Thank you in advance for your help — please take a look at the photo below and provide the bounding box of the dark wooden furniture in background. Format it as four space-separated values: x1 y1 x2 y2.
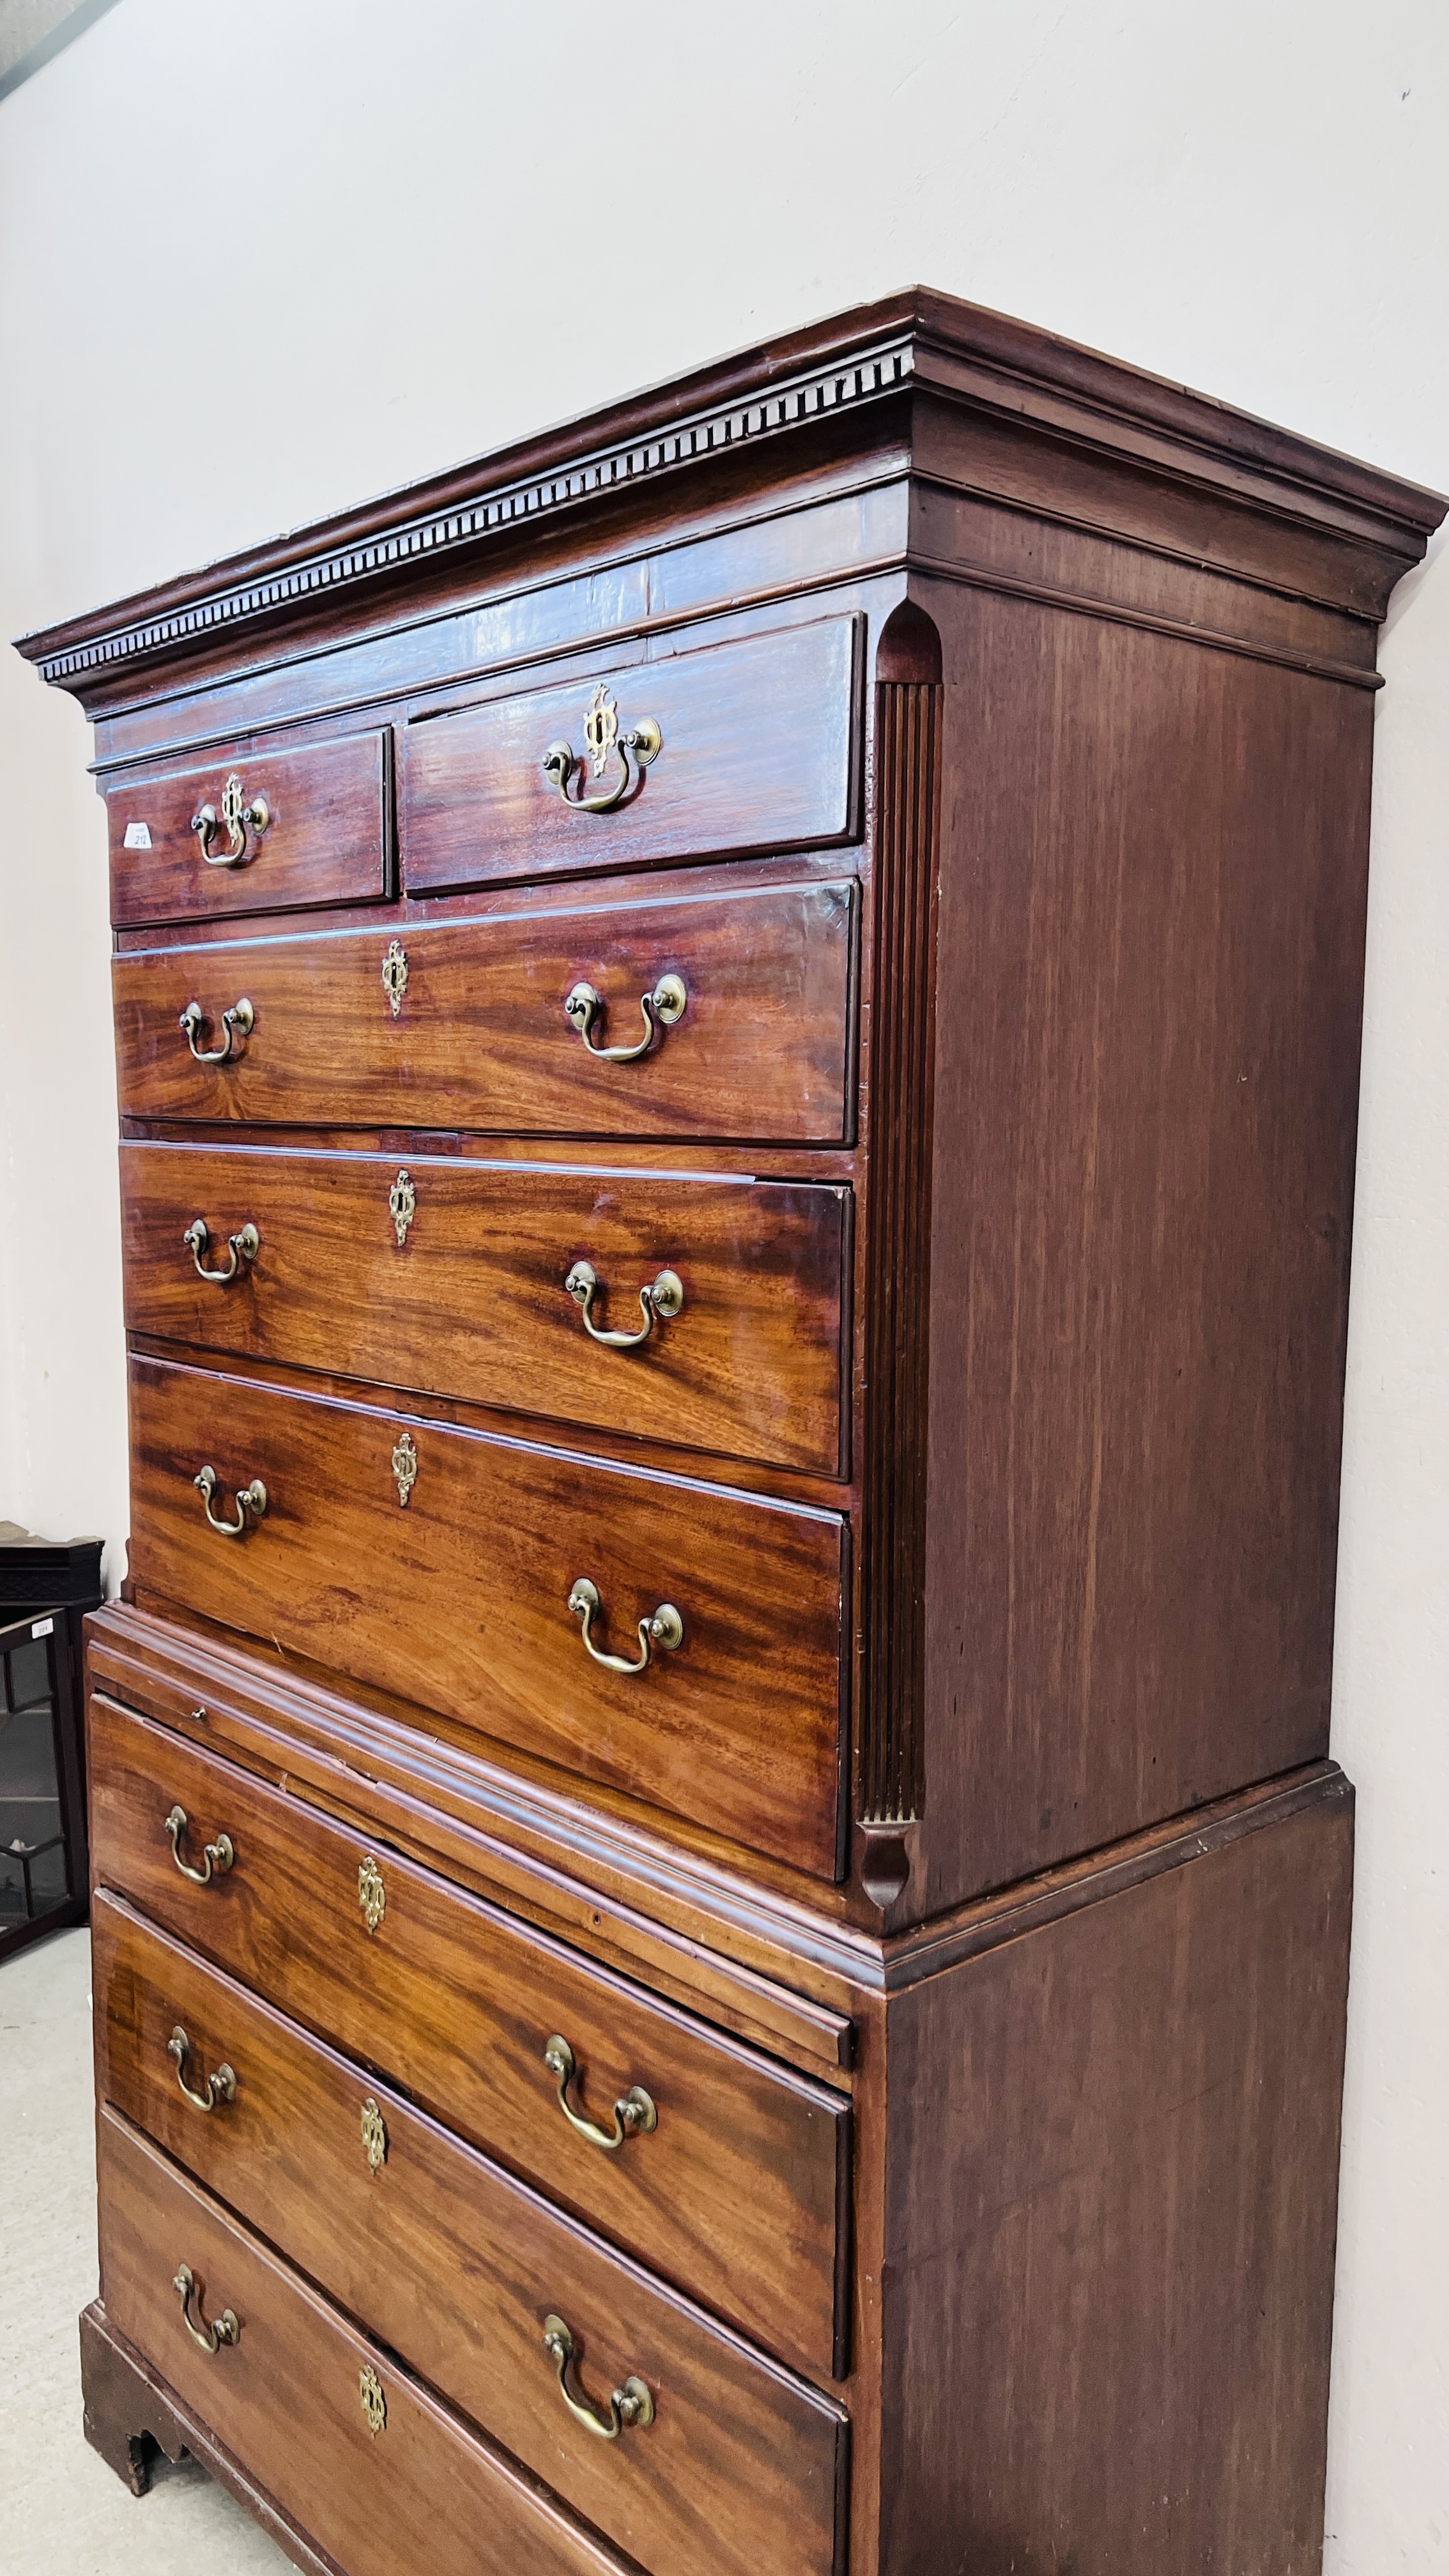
20 290 1445 2573
0 1525 103 1956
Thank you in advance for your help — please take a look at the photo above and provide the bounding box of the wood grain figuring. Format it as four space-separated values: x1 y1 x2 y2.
126 1353 848 1876
84 1601 861 2074
96 2113 645 2576
917 591 1377 1912
400 618 859 891
120 1142 848 1476
105 732 389 929
94 1896 848 2576
860 663 940 1834
879 1777 1354 2575
111 878 857 1142
88 1692 850 2378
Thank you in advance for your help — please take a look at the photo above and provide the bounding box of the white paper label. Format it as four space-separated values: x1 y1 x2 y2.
30 1616 54 1638
123 821 153 850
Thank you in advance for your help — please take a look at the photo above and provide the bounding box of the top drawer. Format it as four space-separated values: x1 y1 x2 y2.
105 731 390 928
400 618 859 894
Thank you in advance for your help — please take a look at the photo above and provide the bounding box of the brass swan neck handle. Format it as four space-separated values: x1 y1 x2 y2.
165 1804 234 1884
180 998 254 1064
565 1261 683 1349
541 686 661 815
173 2266 240 2355
184 1218 260 1284
191 773 270 865
562 972 686 1063
194 1464 268 1537
168 2026 237 2113
567 1577 682 1674
542 2034 657 2153
541 2315 654 2440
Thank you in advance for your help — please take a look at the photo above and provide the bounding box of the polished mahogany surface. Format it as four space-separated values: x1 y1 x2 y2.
26 289 1441 2573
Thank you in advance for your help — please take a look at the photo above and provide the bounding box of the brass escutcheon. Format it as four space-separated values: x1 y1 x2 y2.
360 2097 388 2174
391 1431 418 1508
381 938 409 1017
358 2364 387 2436
562 972 686 1064
542 2033 657 2154
542 684 662 815
541 2314 654 2440
358 1855 386 1935
388 1168 416 1246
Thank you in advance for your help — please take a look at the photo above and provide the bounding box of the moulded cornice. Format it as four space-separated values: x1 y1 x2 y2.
16 286 1446 702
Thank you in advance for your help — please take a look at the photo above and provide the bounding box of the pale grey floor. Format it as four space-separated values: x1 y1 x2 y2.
0 1924 289 2573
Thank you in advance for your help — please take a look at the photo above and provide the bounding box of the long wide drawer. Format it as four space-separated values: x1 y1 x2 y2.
88 1697 850 2377
121 1142 848 1475
95 1894 847 2576
105 730 390 928
97 2111 640 2576
112 878 857 1140
126 1353 848 1875
400 618 859 891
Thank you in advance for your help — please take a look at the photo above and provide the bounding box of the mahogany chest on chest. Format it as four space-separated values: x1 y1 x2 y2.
22 291 1444 2575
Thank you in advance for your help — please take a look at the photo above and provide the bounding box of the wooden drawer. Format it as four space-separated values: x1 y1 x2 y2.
94 1895 848 2576
121 1141 848 1476
112 878 857 1140
105 732 390 928
88 1698 850 2377
126 1353 848 1876
98 2111 644 2576
400 618 859 891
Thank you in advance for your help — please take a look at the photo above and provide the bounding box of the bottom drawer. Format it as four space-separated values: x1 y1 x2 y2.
98 2110 634 2576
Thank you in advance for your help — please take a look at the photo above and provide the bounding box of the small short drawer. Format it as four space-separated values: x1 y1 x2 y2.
105 730 389 928
95 1896 848 2576
112 877 857 1142
400 618 859 893
121 1141 849 1475
98 2111 645 2576
126 1353 848 1877
88 1699 851 2379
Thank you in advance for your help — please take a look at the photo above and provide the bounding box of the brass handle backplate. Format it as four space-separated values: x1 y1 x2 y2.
194 1465 268 1537
191 773 270 866
184 1218 260 1284
542 683 661 815
563 972 686 1063
542 2314 654 2439
165 1804 234 1885
568 1577 682 1674
543 2034 657 2153
179 998 254 1064
173 2264 239 2355
168 2025 237 2113
565 1261 683 1349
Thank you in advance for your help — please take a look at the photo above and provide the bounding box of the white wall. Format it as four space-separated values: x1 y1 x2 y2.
1 3 1444 2562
